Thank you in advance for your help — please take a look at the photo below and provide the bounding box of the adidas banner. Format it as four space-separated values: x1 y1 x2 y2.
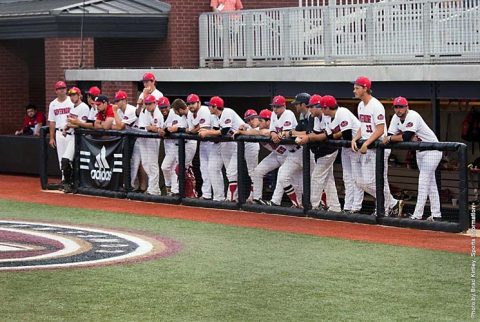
79 136 124 190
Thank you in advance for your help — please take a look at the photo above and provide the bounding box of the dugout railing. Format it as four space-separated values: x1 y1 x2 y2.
39 127 469 233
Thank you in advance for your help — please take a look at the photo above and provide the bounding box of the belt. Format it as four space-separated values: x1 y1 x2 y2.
139 127 146 130
289 145 301 153
56 128 72 135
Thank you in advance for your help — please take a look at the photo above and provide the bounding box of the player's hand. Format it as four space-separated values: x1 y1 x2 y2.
158 128 165 137
382 136 390 145
271 132 281 144
15 130 21 135
198 129 208 138
351 140 358 152
137 98 143 106
112 104 119 112
295 135 309 145
359 142 368 154
49 138 56 148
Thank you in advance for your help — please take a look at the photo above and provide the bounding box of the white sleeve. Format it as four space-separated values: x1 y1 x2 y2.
313 117 322 132
281 111 296 131
372 103 386 126
79 104 90 122
122 107 137 125
405 112 420 133
269 114 276 132
47 102 55 122
388 115 400 135
198 107 212 129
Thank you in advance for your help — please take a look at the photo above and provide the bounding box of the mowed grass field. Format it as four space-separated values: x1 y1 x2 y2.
0 199 472 321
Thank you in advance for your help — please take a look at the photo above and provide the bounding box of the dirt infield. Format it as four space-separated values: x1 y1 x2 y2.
0 174 473 254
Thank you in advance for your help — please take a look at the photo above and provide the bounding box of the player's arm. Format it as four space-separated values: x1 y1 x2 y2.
112 106 126 130
351 128 362 152
198 128 221 138
360 123 384 151
101 117 114 130
48 121 56 148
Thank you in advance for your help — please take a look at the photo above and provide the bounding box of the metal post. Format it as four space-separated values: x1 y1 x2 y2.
123 133 132 191
302 145 311 211
73 131 81 192
237 140 247 205
199 14 207 68
375 145 385 218
365 6 374 58
458 144 469 231
223 15 231 68
282 10 291 66
323 3 333 63
246 12 254 67
39 126 48 190
178 137 186 198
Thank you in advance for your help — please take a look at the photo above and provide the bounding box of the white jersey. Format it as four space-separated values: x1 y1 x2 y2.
140 107 164 130
163 109 181 129
47 96 74 129
357 97 387 140
313 114 332 133
388 110 438 143
116 104 137 127
269 109 298 154
218 108 245 137
136 89 163 128
87 105 98 122
327 107 361 137
187 105 212 131
67 102 90 133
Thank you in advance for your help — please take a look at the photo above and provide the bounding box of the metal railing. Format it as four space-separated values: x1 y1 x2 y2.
199 0 480 67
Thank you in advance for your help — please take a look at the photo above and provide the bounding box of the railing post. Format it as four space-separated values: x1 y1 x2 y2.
199 14 207 68
223 14 231 68
375 145 385 218
178 137 186 199
237 140 247 205
39 126 48 190
458 144 469 231
246 12 254 67
365 5 374 59
73 131 81 192
324 5 333 64
123 133 132 192
302 145 311 212
282 10 291 66
423 0 433 61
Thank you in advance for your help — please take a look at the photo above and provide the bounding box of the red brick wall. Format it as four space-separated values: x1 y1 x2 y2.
44 37 94 109
0 41 29 134
101 81 139 104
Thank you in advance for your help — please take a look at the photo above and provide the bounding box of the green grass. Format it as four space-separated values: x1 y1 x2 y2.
0 199 472 321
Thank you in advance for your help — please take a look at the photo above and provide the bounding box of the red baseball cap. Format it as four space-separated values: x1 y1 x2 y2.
244 109 258 121
354 76 372 89
143 72 155 82
320 95 337 109
144 94 156 104
393 96 408 107
55 81 67 90
114 90 128 102
88 86 101 97
259 109 272 120
270 95 286 107
205 96 224 109
307 94 322 107
157 96 170 108
186 94 200 104
67 87 81 95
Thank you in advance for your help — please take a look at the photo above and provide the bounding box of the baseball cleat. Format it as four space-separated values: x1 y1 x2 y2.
409 214 423 220
388 200 404 217
426 215 441 222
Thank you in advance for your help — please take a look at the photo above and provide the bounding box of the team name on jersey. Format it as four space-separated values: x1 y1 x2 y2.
54 107 71 116
359 114 372 123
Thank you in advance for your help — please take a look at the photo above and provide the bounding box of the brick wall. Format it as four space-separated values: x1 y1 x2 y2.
44 37 94 109
0 41 29 135
101 81 139 104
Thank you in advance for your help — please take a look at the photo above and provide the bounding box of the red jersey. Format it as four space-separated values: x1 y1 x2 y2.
96 105 114 122
22 111 46 129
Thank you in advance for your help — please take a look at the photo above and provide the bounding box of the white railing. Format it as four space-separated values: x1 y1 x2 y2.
199 0 480 67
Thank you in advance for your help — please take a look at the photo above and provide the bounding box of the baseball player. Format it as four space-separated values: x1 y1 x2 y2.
383 96 442 221
298 95 363 212
93 95 115 130
170 98 198 197
268 95 303 208
351 76 402 216
15 104 46 136
137 94 163 195
158 97 179 195
238 109 260 200
68 86 101 130
131 72 163 192
186 94 213 199
60 87 90 192
111 90 137 130
199 96 245 201
47 81 74 182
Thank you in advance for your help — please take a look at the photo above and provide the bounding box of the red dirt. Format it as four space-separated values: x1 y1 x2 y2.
0 174 473 254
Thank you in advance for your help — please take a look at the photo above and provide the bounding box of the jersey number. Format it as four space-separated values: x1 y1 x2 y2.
366 125 373 133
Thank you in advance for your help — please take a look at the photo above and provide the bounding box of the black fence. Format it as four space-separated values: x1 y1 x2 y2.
39 127 470 233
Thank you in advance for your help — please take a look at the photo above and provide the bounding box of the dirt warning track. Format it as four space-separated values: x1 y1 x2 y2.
0 174 473 254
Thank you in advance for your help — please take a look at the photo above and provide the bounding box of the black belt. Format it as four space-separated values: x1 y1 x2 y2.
139 127 145 130
289 145 301 153
56 128 72 135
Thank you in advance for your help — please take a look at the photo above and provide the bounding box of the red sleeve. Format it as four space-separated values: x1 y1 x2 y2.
106 105 115 118
96 112 104 121
36 112 46 125
22 116 30 128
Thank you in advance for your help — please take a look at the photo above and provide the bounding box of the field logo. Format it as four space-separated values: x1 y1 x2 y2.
0 220 181 271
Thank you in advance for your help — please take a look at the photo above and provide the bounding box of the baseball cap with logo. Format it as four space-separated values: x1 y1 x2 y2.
142 72 155 82
205 96 224 109
320 95 337 109
291 93 311 105
270 95 286 107
67 87 81 95
354 76 372 89
393 96 408 107
244 109 258 121
55 81 67 90
157 96 170 108
307 94 322 107
144 94 156 104
88 86 101 97
186 94 200 104
114 90 128 102
94 95 109 105
259 109 272 120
